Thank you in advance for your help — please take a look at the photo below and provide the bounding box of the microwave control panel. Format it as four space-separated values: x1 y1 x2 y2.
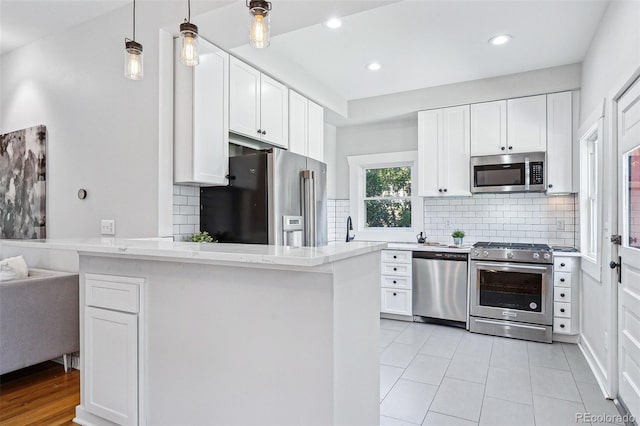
530 162 544 184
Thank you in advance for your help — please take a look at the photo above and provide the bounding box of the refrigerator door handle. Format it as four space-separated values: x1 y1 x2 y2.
302 170 316 246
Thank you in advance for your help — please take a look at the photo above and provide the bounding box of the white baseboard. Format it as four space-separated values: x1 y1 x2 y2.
579 333 612 398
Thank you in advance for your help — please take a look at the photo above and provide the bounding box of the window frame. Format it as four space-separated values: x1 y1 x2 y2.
348 151 423 242
579 117 603 279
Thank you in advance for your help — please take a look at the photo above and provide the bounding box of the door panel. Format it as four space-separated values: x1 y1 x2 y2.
288 90 308 156
260 74 289 147
507 95 547 154
618 76 640 419
307 100 324 162
442 105 471 196
547 92 573 193
470 100 507 156
417 109 441 196
229 57 260 139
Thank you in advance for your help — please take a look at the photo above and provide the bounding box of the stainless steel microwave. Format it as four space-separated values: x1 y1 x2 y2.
471 152 546 193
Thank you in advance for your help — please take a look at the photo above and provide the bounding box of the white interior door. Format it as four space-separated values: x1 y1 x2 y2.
617 76 640 419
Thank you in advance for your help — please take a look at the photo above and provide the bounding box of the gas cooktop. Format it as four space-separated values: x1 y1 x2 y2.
473 242 552 251
471 242 553 264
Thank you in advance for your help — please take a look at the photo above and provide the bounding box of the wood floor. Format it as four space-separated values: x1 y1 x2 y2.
0 362 79 426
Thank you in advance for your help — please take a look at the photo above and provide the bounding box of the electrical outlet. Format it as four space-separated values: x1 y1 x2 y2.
101 219 115 235
556 219 565 231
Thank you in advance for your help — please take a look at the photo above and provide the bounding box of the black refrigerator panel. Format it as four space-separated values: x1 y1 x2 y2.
200 153 269 244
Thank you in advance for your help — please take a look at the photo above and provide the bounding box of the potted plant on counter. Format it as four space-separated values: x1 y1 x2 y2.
189 231 217 243
451 230 465 246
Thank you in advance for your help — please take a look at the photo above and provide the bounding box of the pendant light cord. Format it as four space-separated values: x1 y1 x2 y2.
188 0 191 23
132 0 136 41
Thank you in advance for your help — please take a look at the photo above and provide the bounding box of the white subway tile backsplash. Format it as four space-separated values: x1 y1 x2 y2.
173 185 201 241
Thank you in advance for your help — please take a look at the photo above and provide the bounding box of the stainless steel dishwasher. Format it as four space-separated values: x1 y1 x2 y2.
412 251 468 323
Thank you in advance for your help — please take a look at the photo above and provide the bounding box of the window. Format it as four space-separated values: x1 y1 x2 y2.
348 151 422 241
580 119 602 268
364 166 412 228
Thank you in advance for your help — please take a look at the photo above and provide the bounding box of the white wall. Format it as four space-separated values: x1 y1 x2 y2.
580 0 640 123
0 2 227 239
345 63 581 125
335 117 418 199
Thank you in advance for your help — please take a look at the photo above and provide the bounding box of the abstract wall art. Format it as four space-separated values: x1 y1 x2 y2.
0 125 47 239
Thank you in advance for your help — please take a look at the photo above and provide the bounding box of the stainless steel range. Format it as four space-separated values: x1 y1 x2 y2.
469 242 554 343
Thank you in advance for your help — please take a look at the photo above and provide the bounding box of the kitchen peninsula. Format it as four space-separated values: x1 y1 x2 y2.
0 239 385 425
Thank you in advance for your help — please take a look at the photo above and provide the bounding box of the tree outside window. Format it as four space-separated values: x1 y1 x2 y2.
364 166 412 228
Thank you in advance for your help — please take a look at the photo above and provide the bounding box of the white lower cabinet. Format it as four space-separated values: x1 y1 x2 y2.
380 250 412 317
78 274 143 426
84 307 138 426
553 256 580 337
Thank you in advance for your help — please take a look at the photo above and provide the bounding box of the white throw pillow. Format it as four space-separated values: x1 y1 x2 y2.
0 256 29 281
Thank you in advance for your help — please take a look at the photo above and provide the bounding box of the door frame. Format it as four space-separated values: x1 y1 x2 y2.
605 61 640 401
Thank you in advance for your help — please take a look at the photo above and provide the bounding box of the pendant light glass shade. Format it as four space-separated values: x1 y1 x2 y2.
124 0 143 80
125 41 143 80
180 22 199 66
247 0 271 49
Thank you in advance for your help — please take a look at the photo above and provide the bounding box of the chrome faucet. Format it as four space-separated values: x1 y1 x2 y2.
346 216 355 242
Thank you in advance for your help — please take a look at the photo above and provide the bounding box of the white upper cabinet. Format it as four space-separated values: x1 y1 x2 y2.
418 105 471 197
547 91 573 193
307 100 324 162
260 74 288 147
288 90 308 156
288 90 324 161
174 38 229 186
470 100 507 156
229 57 260 139
229 56 289 148
507 95 547 153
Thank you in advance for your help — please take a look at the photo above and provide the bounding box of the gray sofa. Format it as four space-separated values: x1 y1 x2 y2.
0 268 79 375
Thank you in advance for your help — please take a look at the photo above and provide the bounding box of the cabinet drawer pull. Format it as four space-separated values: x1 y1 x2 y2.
393 292 397 296
560 308 565 313
560 293 565 297
561 263 566 267
560 278 565 282
393 255 397 259
393 280 397 284
560 323 565 328
393 267 397 271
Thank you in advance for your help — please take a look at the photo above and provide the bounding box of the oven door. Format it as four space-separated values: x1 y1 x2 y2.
470 261 553 325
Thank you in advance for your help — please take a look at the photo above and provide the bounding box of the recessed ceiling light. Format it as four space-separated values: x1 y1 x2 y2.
488 34 512 46
366 62 381 71
325 17 342 29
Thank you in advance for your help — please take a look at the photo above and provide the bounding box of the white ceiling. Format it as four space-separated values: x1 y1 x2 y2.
232 0 609 101
0 1 130 54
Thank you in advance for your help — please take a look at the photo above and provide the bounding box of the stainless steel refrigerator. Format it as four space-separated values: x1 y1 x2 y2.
200 148 327 247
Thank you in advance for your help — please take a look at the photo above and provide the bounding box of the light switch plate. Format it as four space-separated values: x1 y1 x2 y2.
556 219 566 231
101 219 115 235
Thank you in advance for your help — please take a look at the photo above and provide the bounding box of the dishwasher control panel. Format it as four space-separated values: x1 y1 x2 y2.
412 251 468 261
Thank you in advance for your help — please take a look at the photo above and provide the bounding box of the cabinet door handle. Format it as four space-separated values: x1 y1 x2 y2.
262 130 267 135
393 255 397 259
257 129 262 134
560 293 565 297
561 263 566 267
501 147 506 151
549 184 554 188
560 308 565 313
508 146 513 150
439 189 443 193
560 278 565 282
560 323 565 328
393 267 397 271
393 292 397 296
443 188 448 193
393 280 397 284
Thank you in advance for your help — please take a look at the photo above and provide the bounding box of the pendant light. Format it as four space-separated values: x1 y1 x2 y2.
247 0 272 48
124 0 143 80
180 0 199 66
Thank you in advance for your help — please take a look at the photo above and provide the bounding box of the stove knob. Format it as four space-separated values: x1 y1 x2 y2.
473 250 481 257
543 253 551 260
483 251 489 257
506 252 514 259
533 253 540 260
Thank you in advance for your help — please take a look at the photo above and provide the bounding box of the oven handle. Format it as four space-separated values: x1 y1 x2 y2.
473 318 548 331
472 261 551 273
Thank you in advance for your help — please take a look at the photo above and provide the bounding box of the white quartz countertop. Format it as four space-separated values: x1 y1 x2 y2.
0 239 387 267
387 242 472 253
